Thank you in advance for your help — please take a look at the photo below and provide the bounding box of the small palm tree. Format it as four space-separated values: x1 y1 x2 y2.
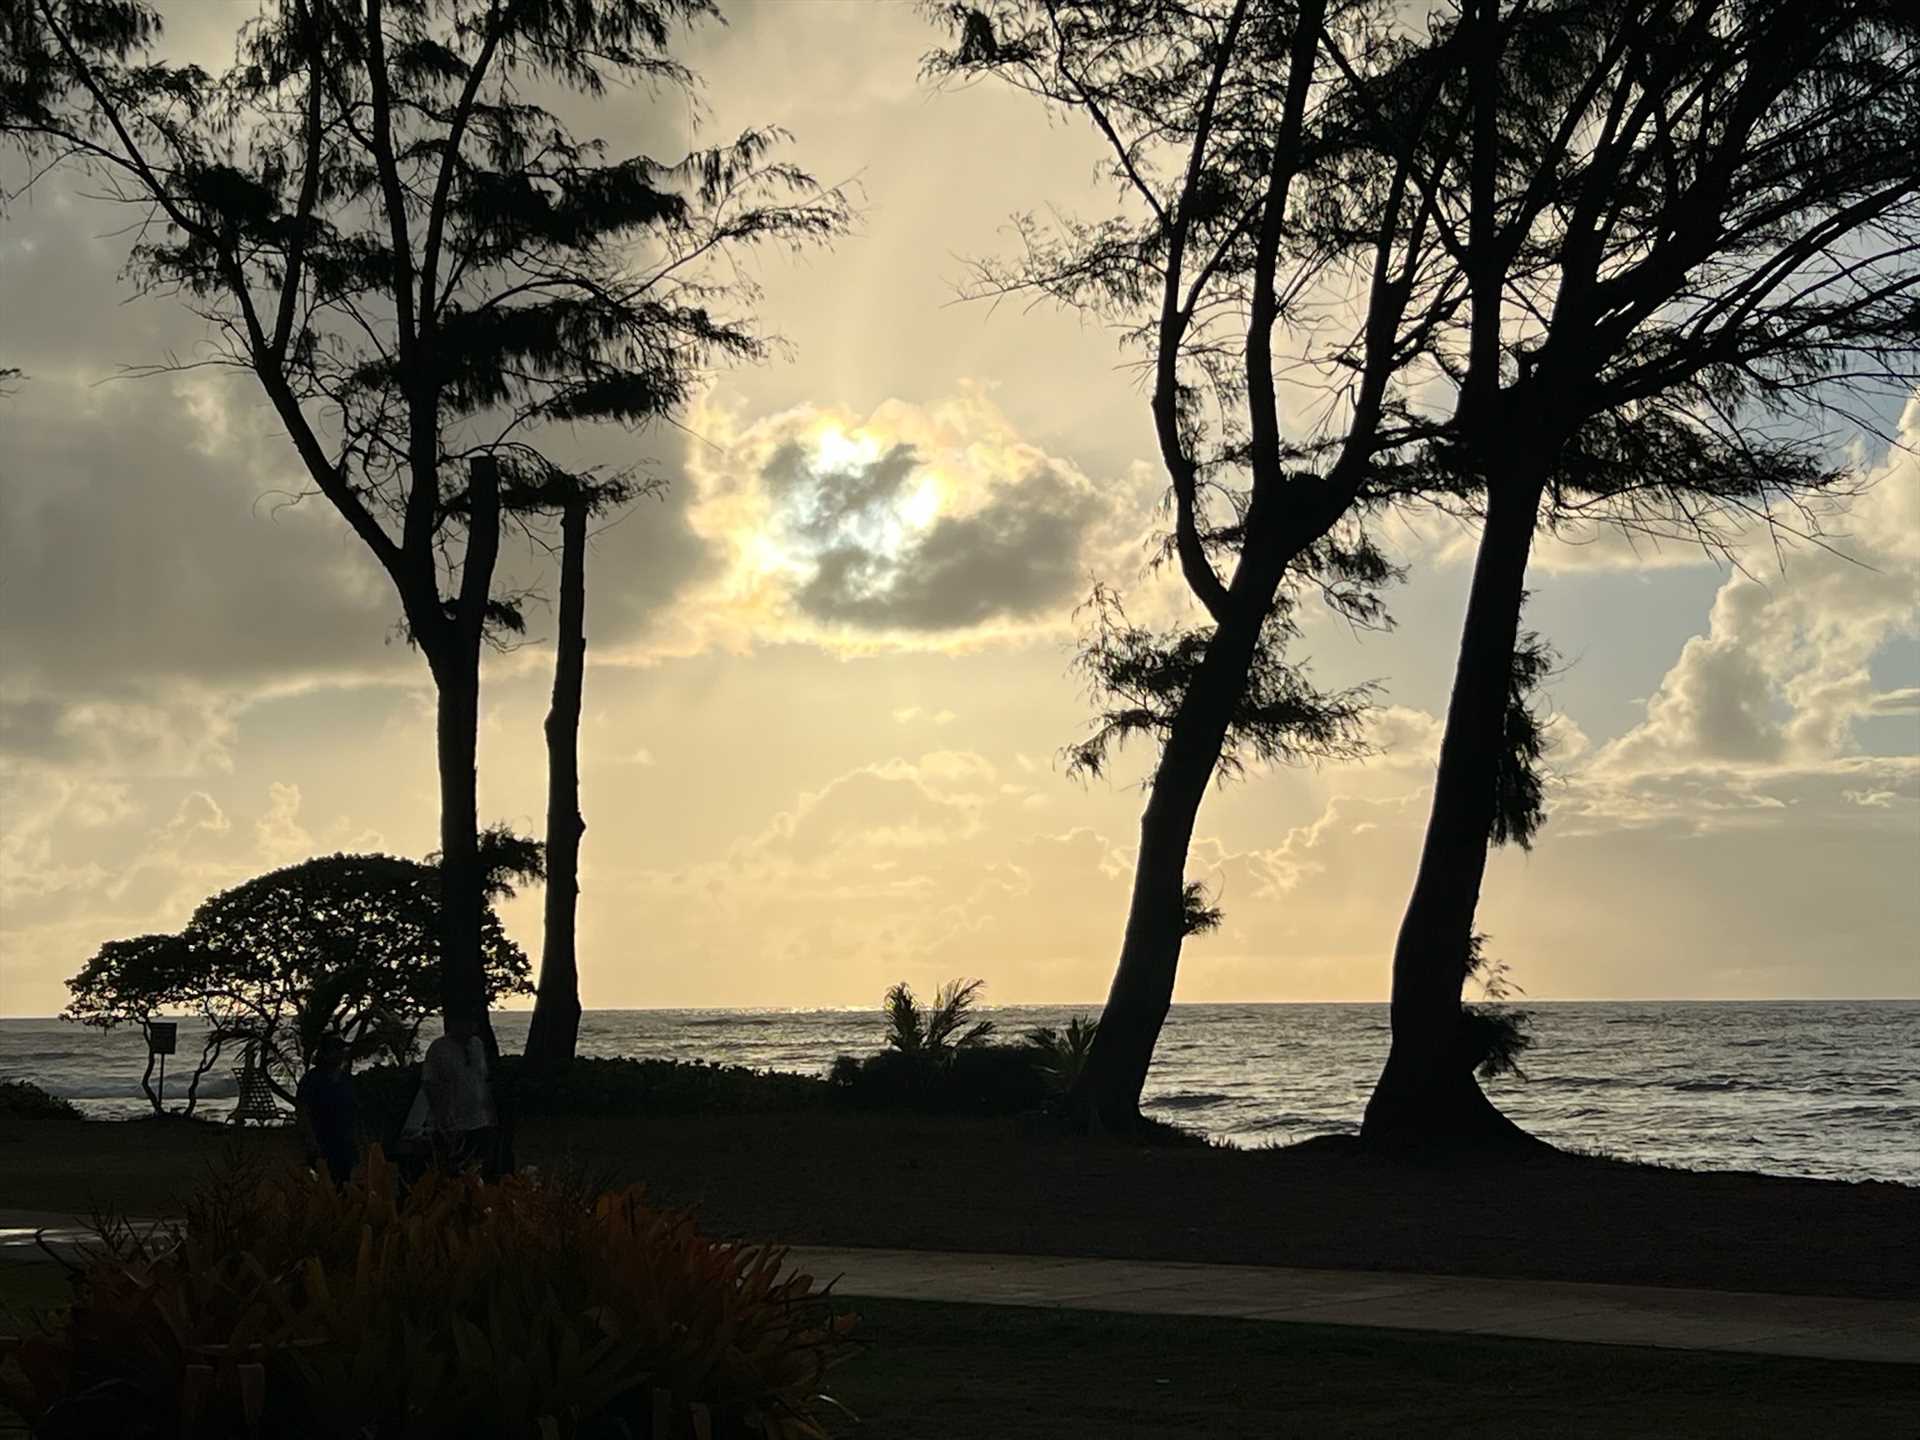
882 979 995 1062
1027 1015 1101 1093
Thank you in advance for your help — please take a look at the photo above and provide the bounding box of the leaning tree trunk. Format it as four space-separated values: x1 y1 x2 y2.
1068 563 1284 1131
1362 464 1548 1148
525 494 589 1073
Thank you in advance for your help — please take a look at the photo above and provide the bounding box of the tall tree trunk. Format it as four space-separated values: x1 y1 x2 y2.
525 495 589 1072
1069 566 1283 1130
1362 464 1548 1147
427 455 501 1048
434 657 487 1028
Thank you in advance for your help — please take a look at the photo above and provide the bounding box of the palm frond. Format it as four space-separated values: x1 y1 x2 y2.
882 983 924 1055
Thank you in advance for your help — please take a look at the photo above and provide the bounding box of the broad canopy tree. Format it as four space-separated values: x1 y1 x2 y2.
7 0 850 1047
65 850 535 1113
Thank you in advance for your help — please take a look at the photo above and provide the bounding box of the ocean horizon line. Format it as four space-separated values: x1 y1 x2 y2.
6 995 1918 1024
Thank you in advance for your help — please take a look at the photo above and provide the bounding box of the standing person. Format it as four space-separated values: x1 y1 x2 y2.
295 1034 357 1187
422 1016 499 1177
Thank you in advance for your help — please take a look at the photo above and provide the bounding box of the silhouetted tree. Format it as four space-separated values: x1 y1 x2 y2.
1362 0 1920 1145
928 0 1470 1128
65 852 533 1108
524 492 590 1071
883 977 997 1059
6 0 850 1041
59 934 212 1116
517 473 644 1072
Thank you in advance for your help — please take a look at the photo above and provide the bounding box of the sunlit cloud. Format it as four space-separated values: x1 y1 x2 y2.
627 386 1152 658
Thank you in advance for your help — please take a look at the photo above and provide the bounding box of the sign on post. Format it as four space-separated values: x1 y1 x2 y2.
146 1020 178 1110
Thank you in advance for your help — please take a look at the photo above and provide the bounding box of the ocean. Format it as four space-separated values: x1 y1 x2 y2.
3 1001 1915 1185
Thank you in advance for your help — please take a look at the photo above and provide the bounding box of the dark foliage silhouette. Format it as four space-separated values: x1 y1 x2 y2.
1 1151 857 1438
5 0 852 1050
929 0 1482 1130
64 852 533 1114
1363 0 1920 1146
831 983 1117 1116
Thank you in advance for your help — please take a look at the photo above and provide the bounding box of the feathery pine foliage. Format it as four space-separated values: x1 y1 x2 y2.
5 0 851 1022
1492 626 1558 852
1459 932 1531 1083
1066 582 1380 784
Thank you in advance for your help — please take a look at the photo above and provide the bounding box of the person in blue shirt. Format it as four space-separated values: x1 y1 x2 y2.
295 1034 356 1186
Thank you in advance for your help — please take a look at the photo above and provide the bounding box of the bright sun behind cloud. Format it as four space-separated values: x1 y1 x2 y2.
808 423 883 475
787 423 946 569
675 390 1132 656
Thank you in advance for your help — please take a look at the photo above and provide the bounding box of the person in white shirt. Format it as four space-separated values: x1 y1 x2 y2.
420 1016 498 1176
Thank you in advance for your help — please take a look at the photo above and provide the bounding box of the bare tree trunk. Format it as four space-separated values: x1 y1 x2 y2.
434 663 487 1026
426 455 500 1045
184 1036 223 1119
1069 566 1282 1130
525 494 589 1072
139 1044 160 1117
1363 464 1548 1147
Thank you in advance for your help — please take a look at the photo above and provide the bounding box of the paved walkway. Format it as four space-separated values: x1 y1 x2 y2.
5 1213 1911 1364
786 1246 1920 1364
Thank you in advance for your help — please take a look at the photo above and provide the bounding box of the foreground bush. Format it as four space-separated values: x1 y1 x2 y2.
1 1150 856 1439
0 1079 83 1122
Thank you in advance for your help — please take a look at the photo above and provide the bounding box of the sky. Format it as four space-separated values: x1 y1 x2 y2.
2 1 1916 1018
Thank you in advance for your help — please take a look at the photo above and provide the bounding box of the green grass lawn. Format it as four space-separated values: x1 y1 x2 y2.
7 1263 1914 1437
830 1299 1920 1438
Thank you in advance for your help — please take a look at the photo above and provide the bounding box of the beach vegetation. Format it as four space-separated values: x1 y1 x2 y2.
881 979 996 1060
6 0 852 1052
0 1079 83 1123
0 1148 857 1439
830 980 1108 1116
64 852 534 1115
1025 1016 1102 1096
353 1055 831 1146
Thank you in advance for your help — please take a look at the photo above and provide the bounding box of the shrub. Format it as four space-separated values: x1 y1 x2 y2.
1 1150 857 1439
1024 1016 1100 1095
351 1056 831 1145
0 1079 83 1122
879 979 994 1059
827 981 1115 1117
830 978 1098 1117
828 1043 1052 1116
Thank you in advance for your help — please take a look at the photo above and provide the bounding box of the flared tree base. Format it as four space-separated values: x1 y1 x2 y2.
1360 1049 1551 1157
